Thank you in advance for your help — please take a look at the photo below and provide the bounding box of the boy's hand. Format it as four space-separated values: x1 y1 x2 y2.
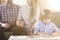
51 33 59 36
43 32 47 35
36 32 40 36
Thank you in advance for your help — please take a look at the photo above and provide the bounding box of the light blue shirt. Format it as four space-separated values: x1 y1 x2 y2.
34 20 59 35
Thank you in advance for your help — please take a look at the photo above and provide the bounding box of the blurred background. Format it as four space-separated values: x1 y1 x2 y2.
1 0 60 11
0 0 60 40
0 0 60 27
15 0 60 28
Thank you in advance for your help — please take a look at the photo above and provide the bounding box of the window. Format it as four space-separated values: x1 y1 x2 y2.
49 0 60 11
13 0 26 6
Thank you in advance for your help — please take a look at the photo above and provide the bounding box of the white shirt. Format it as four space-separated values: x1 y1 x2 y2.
18 4 31 26
17 4 40 26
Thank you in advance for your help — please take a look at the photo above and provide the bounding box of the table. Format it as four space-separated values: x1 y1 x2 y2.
9 35 60 40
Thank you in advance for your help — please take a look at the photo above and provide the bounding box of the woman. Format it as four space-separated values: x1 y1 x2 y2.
17 0 40 35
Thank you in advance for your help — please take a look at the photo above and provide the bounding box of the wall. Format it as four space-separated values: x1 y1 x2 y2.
52 12 60 28
39 0 50 10
40 0 60 27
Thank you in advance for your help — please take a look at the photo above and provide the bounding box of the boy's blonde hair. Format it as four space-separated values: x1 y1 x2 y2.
40 9 52 20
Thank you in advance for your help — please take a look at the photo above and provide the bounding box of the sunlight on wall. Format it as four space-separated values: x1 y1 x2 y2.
13 0 26 6
40 0 60 12
49 0 60 11
40 0 50 10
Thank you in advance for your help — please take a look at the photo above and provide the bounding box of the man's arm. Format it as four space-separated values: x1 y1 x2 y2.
29 6 40 34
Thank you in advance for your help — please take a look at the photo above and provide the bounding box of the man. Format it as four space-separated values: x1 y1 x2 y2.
0 0 7 22
0 0 20 27
0 22 10 40
17 0 40 35
0 0 8 40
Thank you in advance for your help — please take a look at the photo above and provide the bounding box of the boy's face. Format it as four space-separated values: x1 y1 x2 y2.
43 18 51 24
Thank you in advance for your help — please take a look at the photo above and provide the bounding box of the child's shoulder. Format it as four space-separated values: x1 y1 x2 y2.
35 20 43 24
50 21 56 26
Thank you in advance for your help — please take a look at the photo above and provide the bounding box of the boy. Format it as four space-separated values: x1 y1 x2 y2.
34 9 60 36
